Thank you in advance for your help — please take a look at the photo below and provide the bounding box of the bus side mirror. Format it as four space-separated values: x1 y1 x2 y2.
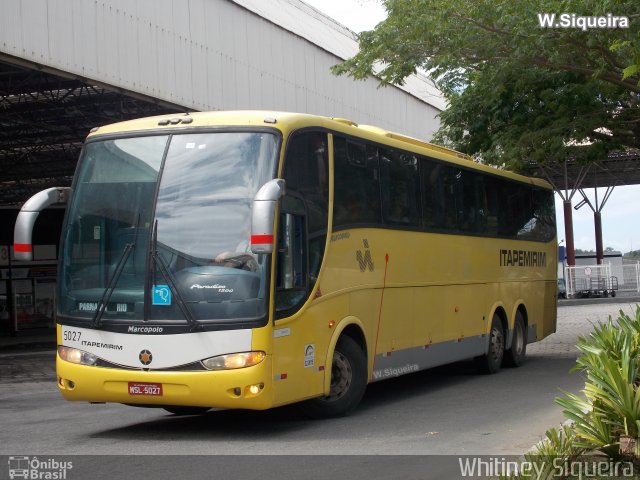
251 179 285 254
14 187 71 261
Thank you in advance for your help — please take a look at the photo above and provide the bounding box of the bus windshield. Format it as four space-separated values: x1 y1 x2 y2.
58 131 279 327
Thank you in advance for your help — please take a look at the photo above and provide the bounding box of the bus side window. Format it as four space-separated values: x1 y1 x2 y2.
380 149 419 227
333 137 381 227
530 187 556 242
441 167 463 231
483 177 500 236
276 131 329 317
498 183 531 237
420 158 446 230
281 132 328 278
461 172 486 233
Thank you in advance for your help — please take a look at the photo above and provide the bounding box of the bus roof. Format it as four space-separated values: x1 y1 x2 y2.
88 110 552 190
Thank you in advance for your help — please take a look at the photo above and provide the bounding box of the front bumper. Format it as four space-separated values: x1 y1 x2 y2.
56 354 274 410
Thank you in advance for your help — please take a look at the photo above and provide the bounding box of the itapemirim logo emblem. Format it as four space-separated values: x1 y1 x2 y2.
8 456 73 479
139 349 153 366
356 239 374 272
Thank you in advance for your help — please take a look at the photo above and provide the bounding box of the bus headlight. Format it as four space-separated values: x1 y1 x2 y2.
58 346 98 366
201 351 265 370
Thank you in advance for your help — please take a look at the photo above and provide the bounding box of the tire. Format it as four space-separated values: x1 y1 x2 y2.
503 312 527 367
611 291 616 298
476 314 505 374
163 406 210 416
302 335 367 418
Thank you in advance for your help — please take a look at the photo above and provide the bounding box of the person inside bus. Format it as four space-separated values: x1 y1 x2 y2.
212 241 259 272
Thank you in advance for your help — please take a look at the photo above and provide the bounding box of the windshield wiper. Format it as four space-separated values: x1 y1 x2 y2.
150 220 200 332
92 243 134 328
92 213 141 328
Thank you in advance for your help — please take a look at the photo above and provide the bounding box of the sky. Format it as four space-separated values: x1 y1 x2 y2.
302 0 640 254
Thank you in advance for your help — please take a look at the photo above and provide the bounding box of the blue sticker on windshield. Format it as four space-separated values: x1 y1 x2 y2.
152 285 171 305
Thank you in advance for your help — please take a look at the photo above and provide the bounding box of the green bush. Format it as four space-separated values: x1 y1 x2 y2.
501 308 640 479
555 306 640 456
501 426 582 480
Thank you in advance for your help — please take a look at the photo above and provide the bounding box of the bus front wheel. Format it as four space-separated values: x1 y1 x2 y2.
503 312 526 367
476 315 504 374
302 335 367 418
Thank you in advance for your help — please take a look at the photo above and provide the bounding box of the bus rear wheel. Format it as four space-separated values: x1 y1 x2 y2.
302 335 367 418
476 315 504 374
503 312 526 367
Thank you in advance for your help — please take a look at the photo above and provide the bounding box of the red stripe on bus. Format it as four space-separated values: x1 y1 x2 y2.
14 243 32 253
251 234 273 244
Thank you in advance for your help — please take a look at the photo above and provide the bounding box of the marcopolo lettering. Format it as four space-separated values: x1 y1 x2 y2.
500 249 547 267
128 325 164 334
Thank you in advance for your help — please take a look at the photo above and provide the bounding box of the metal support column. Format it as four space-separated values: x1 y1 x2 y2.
563 200 576 266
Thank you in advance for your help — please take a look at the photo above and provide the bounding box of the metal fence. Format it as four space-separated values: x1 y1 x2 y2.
565 262 640 297
565 264 613 298
621 263 640 293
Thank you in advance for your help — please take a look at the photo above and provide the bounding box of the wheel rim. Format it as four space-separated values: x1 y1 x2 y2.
513 321 524 355
490 324 504 363
326 350 352 402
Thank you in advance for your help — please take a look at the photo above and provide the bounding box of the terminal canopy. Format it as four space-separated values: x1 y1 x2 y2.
523 151 640 265
524 151 640 191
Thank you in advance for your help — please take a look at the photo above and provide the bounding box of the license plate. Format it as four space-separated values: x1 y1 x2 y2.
128 382 163 396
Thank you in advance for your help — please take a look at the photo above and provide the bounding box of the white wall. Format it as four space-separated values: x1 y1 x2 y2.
0 0 442 140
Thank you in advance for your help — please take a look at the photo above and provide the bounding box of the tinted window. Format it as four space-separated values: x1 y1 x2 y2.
333 137 381 227
527 187 556 242
438 165 465 231
281 131 329 239
276 131 329 317
419 157 554 241
498 182 533 238
380 148 420 227
459 170 487 233
420 159 448 229
333 136 554 243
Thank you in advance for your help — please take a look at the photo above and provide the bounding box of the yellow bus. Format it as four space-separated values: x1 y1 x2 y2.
14 111 557 417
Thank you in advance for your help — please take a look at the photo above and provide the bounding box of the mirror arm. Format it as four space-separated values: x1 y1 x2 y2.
14 187 71 261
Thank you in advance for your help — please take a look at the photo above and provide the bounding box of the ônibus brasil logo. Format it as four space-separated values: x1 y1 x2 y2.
8 456 73 479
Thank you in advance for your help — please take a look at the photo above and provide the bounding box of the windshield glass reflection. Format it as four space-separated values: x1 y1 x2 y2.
58 131 278 326
151 132 278 322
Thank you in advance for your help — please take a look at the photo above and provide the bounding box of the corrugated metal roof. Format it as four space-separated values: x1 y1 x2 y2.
231 0 446 111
